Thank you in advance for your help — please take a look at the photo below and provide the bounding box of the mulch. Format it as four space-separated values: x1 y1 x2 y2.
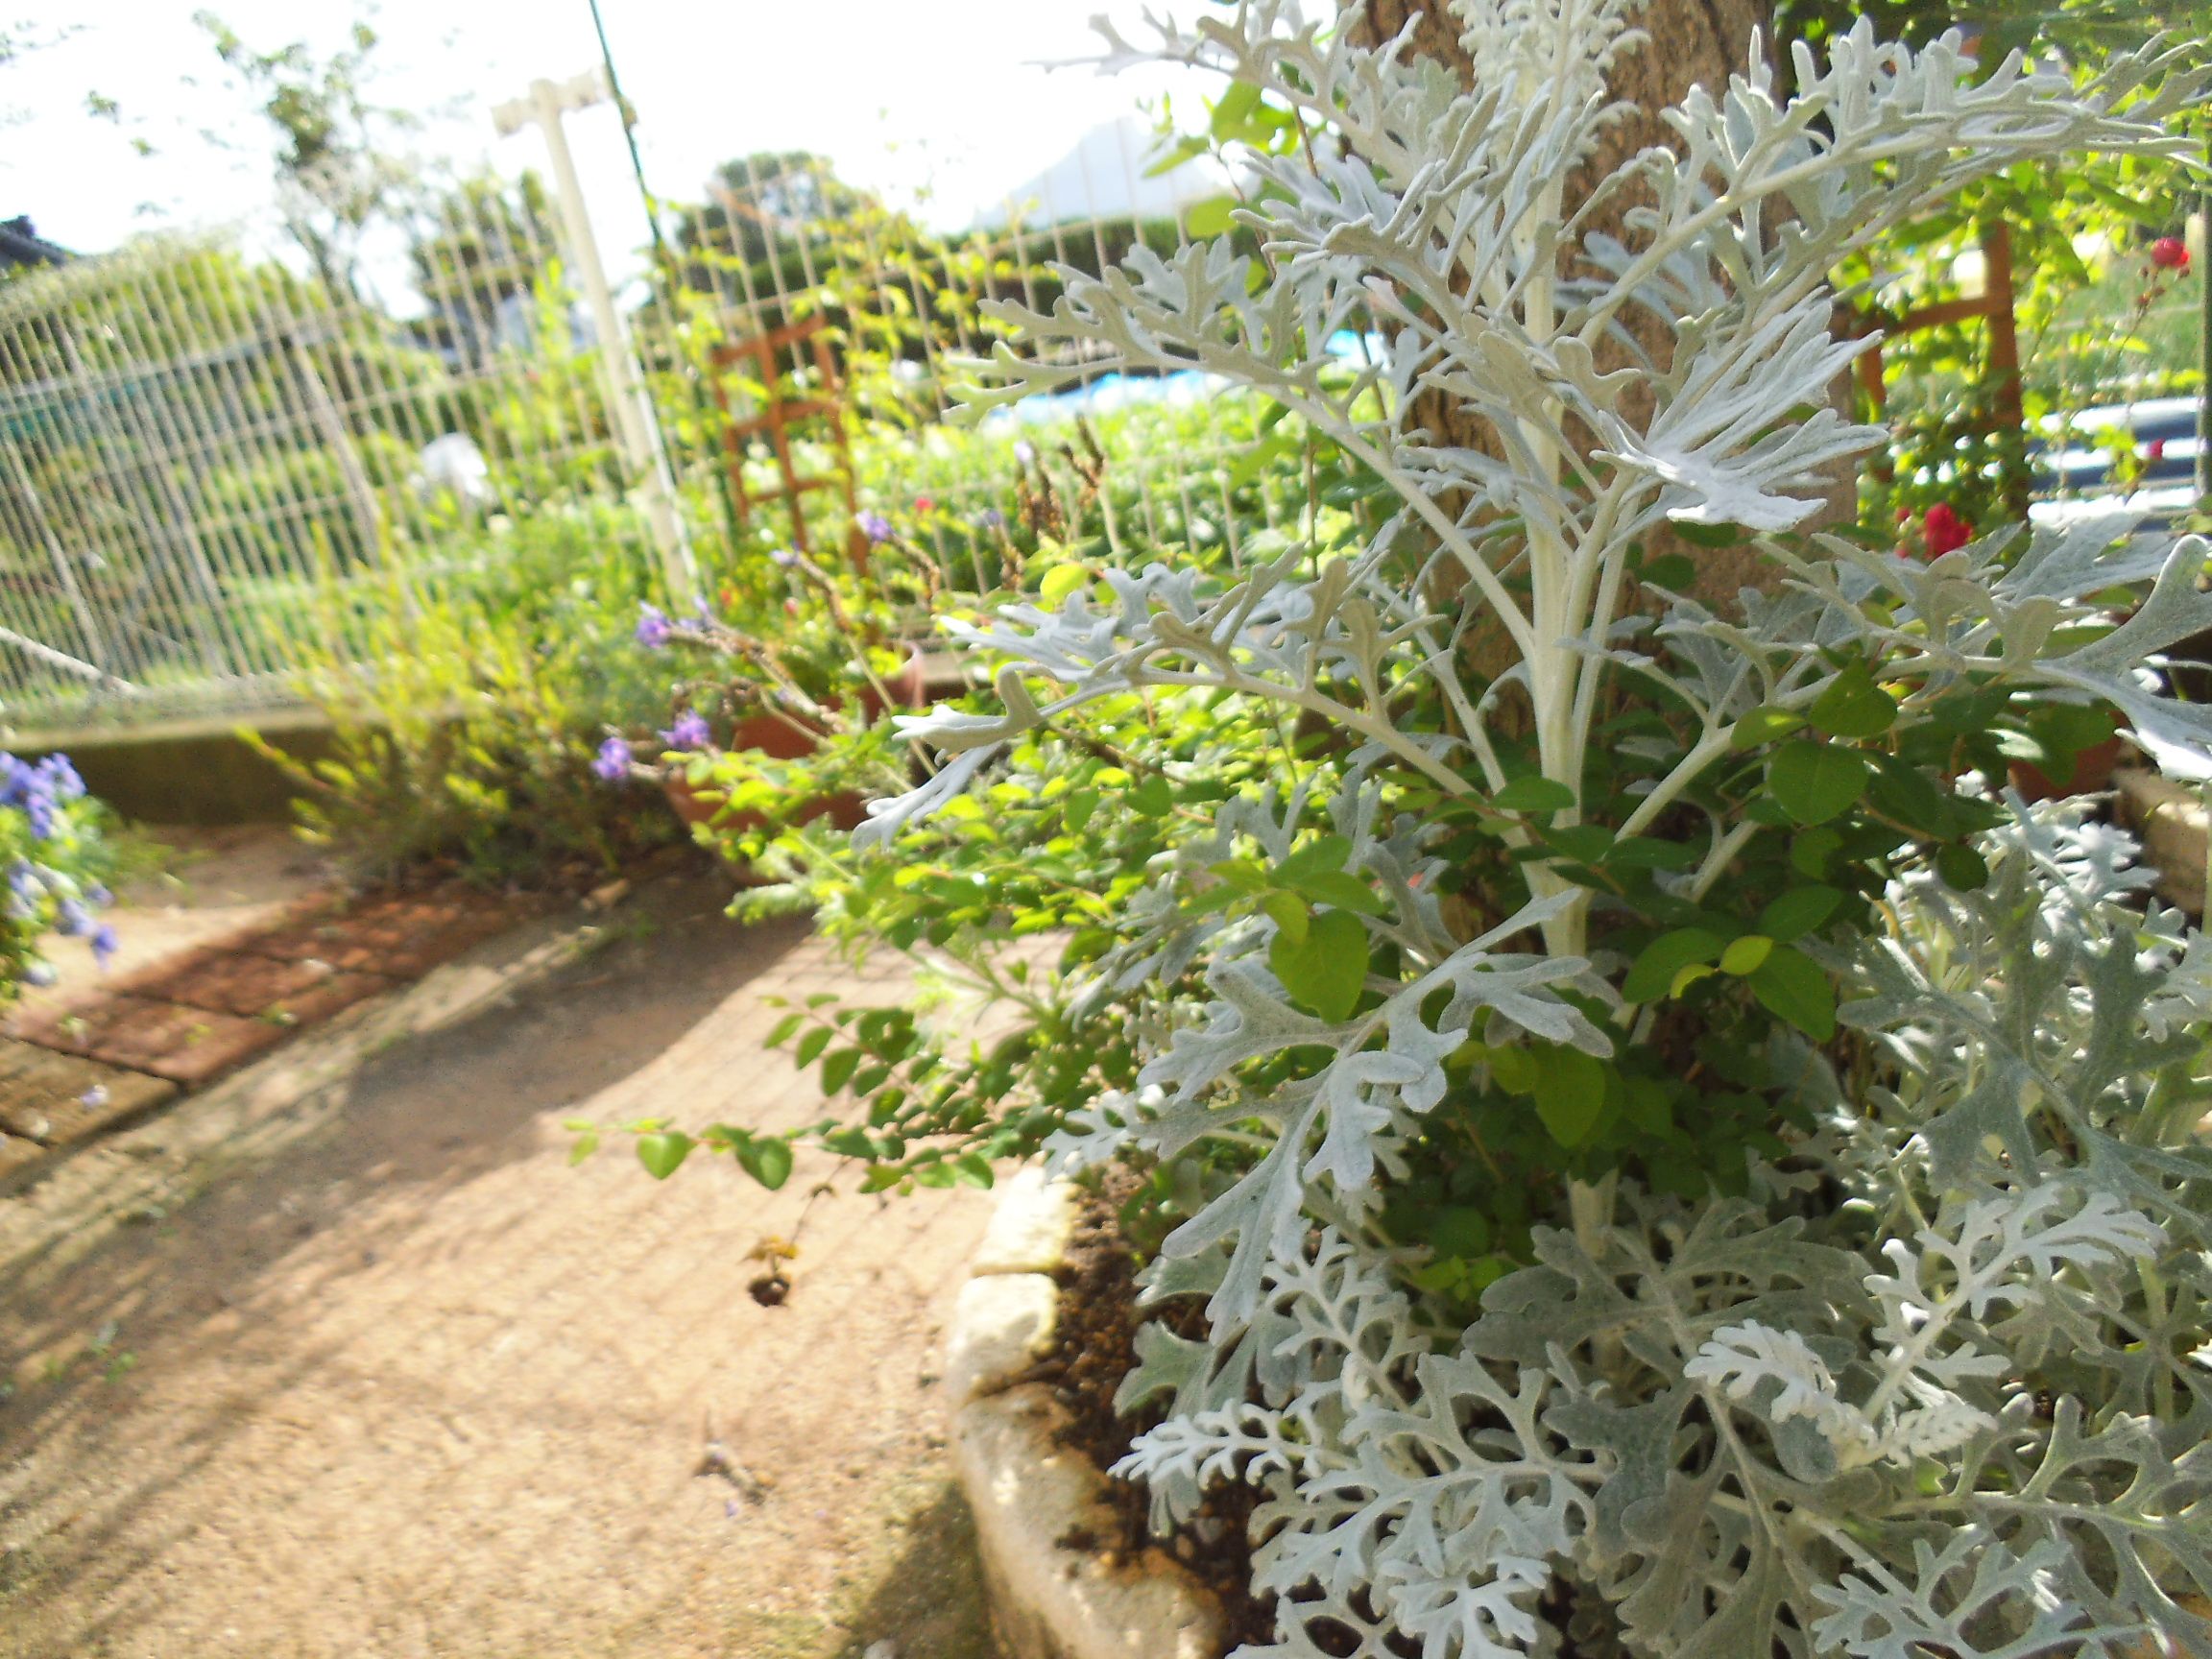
1015 1173 1278 1652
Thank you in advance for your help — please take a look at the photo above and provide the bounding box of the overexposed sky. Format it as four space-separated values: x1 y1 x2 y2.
4 0 1212 276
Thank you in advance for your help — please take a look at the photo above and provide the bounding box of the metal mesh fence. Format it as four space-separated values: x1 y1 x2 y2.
0 119 1287 737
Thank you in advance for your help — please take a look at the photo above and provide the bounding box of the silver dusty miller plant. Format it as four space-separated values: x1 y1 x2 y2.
854 3 2212 1655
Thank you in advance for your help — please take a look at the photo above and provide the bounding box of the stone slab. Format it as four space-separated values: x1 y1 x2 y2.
116 950 396 1025
971 1166 1080 1278
0 1131 48 1184
0 1043 176 1145
246 889 519 977
12 994 287 1084
955 1385 1224 1659
945 1272 1059 1407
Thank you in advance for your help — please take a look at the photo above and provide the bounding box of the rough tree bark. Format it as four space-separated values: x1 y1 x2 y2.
1358 0 1790 633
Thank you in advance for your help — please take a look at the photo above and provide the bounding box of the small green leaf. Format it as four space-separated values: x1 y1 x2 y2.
1748 947 1837 1041
1719 935 1774 976
952 1151 996 1189
1064 788 1098 832
566 1132 599 1166
1268 908 1369 1022
821 1048 861 1094
1791 826 1844 878
1622 927 1725 1003
1808 664 1897 739
1282 869 1387 915
1040 564 1091 607
636 1131 694 1181
1489 1046 1537 1095
1494 776 1577 813
1671 962 1719 998
795 1026 832 1069
766 1013 804 1048
1546 825 1616 864
1209 857 1270 894
1128 775 1173 816
1767 744 1870 826
1185 195 1237 237
1604 836 1698 871
1935 843 1990 891
1274 835 1352 883
1262 890 1310 944
1732 706 1806 749
1532 1046 1606 1148
1620 1077 1673 1135
738 1138 794 1190
1428 1206 1492 1258
1671 520 1744 549
1757 886 1843 942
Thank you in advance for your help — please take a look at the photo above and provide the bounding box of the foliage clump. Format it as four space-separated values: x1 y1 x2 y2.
2 752 117 1000
828 4 2212 1654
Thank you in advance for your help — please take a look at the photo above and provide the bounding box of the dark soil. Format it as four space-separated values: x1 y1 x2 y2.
1024 1185 1617 1659
1018 1175 1278 1652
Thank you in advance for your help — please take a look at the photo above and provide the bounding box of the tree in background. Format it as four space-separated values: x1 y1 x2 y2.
194 8 416 302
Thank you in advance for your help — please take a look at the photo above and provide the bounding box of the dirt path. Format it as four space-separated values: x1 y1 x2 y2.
0 876 998 1659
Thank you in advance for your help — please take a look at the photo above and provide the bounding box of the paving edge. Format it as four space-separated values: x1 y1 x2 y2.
946 1167 1227 1659
2116 766 2208 916
0 891 616 1291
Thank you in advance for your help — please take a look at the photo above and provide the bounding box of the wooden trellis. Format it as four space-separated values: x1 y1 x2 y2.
1847 222 2028 511
708 314 858 560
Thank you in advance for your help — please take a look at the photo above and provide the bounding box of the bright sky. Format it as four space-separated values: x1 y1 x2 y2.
6 0 1210 280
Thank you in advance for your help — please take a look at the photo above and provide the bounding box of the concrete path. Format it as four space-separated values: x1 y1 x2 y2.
0 875 997 1659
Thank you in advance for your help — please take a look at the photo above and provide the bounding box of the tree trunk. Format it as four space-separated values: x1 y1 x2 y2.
1358 0 1787 631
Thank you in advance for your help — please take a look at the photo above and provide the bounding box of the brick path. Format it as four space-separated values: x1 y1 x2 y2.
2 884 533 1191
0 875 996 1659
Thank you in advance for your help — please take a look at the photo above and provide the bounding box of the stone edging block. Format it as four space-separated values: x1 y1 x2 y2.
2116 767 2208 916
946 1168 1226 1659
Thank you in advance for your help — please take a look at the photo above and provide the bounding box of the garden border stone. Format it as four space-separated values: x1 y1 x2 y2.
946 1166 1226 1659
2115 766 2207 916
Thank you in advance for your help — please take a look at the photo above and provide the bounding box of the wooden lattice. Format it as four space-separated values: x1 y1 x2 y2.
709 314 859 560
1848 223 2027 511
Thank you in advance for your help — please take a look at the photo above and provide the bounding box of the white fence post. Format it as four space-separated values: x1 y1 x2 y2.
493 69 696 607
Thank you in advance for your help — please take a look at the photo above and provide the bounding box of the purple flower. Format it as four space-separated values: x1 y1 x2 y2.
25 792 56 840
591 736 634 781
86 883 112 907
56 898 91 938
1013 441 1036 467
978 508 1006 531
769 546 799 568
90 924 119 967
6 861 38 900
636 604 671 648
856 512 893 543
37 756 85 801
661 709 712 751
22 960 56 989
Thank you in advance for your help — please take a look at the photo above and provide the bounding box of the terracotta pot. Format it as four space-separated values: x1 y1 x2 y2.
2008 733 2125 803
660 646 930 852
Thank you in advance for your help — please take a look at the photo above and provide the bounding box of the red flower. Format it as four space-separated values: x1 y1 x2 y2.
914 493 936 515
2147 439 2168 463
2151 236 2191 273
1923 502 1972 558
